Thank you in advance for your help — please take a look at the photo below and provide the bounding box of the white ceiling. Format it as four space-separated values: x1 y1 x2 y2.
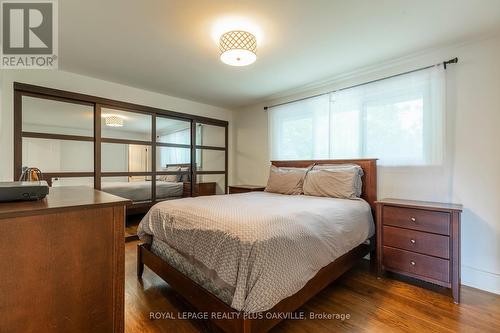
60 0 500 109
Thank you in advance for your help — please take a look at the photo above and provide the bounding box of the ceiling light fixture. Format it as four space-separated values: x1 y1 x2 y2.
219 30 257 66
105 115 124 127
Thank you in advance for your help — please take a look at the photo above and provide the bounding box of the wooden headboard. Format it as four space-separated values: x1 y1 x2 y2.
271 159 378 210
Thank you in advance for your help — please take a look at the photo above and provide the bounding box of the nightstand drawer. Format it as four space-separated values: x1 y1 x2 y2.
383 206 450 235
383 246 450 283
383 226 450 259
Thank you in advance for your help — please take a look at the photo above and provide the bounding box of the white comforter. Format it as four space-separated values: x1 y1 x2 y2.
138 191 374 313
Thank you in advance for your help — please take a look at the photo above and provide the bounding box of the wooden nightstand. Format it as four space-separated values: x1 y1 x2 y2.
228 185 266 194
182 182 216 197
376 198 462 303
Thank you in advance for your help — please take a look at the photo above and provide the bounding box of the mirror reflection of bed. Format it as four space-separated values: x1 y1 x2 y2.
98 120 195 241
99 118 193 203
51 140 192 204
20 94 228 242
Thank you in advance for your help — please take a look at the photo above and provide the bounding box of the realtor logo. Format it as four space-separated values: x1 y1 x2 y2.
1 0 58 68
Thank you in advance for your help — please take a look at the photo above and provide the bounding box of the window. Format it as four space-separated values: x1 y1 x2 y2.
158 128 191 166
157 125 202 167
269 67 446 166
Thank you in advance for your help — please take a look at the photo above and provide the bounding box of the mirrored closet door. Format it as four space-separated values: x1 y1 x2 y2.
14 83 228 213
100 106 153 203
194 122 228 196
20 95 95 187
155 116 192 200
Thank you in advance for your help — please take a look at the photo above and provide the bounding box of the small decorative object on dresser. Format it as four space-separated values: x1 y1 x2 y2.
228 185 266 194
376 198 462 303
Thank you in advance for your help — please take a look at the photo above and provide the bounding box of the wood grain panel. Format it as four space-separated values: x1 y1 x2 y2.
377 198 463 212
182 182 216 197
228 187 249 194
228 186 265 194
0 187 128 333
383 205 450 235
0 208 115 333
377 199 462 303
383 246 450 283
113 206 126 332
0 186 130 218
383 225 450 259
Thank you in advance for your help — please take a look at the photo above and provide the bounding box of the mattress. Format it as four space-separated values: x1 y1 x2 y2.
102 180 183 202
151 237 234 305
138 191 374 313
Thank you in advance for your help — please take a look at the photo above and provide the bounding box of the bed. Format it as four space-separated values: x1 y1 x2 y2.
101 180 183 202
51 179 185 203
137 159 377 333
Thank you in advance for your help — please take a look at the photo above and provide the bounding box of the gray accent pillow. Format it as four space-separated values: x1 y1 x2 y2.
159 166 181 182
264 165 311 195
305 164 364 198
179 166 190 182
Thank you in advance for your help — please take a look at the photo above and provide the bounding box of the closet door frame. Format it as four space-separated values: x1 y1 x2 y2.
13 82 229 204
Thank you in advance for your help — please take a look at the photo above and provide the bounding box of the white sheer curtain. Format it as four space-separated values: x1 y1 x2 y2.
159 129 191 167
268 66 452 201
269 66 446 167
158 125 202 168
269 94 330 160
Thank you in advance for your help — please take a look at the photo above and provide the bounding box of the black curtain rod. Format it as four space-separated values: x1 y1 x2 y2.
263 57 458 110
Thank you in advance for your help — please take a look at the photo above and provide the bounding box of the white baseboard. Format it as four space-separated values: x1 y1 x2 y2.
461 265 500 295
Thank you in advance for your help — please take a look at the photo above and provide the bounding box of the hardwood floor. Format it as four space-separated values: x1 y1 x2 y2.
125 241 500 332
125 214 142 242
125 223 139 241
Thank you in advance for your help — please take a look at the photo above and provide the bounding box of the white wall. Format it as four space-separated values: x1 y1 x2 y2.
233 33 500 295
0 69 234 184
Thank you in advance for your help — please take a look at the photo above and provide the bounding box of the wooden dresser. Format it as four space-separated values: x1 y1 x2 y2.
376 198 462 303
0 187 130 333
228 185 266 194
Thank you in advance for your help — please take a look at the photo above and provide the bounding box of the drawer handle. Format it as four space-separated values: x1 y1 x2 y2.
410 217 416 222
410 239 416 244
410 260 416 266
